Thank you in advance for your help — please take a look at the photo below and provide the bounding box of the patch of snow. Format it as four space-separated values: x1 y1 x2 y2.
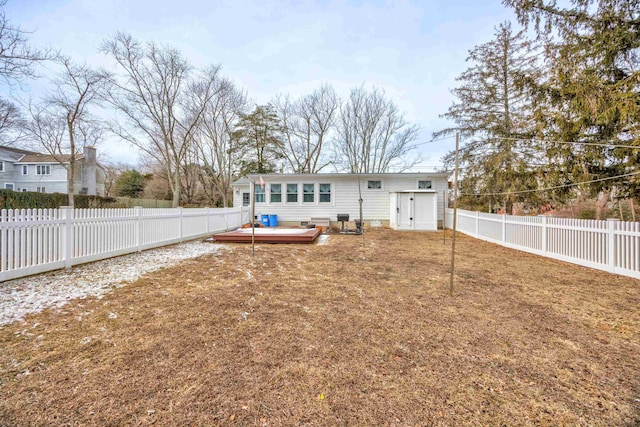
0 241 230 327
317 235 330 245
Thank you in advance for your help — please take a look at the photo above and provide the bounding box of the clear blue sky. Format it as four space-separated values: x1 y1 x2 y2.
3 0 516 169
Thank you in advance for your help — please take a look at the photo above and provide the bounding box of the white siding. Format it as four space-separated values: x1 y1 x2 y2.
233 174 449 224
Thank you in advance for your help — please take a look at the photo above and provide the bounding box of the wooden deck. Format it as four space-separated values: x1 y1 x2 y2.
213 228 321 244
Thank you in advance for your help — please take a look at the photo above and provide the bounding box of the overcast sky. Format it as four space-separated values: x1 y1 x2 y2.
3 0 516 169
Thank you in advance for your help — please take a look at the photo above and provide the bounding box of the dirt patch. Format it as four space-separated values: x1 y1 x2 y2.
1 228 639 426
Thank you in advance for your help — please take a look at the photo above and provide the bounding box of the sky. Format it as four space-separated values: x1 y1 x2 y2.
2 0 517 170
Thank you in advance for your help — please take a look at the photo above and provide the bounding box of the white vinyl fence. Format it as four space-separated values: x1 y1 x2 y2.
445 208 640 280
0 206 250 282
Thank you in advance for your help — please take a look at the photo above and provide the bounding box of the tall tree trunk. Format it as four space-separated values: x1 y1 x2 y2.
595 191 610 220
172 168 181 208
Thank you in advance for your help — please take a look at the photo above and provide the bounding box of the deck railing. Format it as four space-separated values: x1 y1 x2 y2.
0 206 249 282
445 208 640 280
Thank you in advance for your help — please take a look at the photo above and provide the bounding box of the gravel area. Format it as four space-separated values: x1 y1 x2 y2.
0 241 230 326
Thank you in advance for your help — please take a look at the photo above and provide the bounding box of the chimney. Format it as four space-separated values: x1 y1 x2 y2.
82 146 97 196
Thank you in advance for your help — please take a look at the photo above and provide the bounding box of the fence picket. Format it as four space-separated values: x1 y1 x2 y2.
0 206 244 282
446 208 640 280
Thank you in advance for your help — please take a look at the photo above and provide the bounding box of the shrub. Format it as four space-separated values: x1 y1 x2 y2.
0 190 117 209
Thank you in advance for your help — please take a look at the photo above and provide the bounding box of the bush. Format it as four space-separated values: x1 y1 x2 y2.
0 189 117 209
577 208 596 219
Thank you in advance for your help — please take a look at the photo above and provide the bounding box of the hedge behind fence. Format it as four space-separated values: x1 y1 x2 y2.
0 190 117 209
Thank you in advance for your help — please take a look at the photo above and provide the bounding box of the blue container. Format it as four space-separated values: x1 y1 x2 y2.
269 214 278 227
261 215 270 227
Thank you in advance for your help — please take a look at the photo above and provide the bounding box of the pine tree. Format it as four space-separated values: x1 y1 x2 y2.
232 105 284 175
505 0 640 210
435 22 542 212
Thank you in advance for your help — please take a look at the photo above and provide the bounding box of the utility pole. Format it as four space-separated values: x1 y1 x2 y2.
449 133 460 295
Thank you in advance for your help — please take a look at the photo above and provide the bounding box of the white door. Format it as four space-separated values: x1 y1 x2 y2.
398 193 413 230
414 193 436 230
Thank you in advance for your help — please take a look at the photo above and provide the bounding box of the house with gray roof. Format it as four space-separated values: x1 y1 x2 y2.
0 145 105 196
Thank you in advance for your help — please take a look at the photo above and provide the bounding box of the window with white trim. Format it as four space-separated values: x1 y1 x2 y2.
286 184 298 203
22 165 28 175
37 165 51 175
418 180 432 189
319 183 331 203
37 186 46 193
21 188 27 192
4 183 14 190
303 183 314 203
242 192 250 206
367 180 382 190
255 185 265 203
0 161 4 172
270 183 282 203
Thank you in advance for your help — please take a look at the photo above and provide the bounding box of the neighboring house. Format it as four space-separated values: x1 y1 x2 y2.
232 172 450 230
0 145 105 196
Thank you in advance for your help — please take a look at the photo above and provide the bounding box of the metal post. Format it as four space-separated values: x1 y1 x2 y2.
449 133 460 296
251 180 255 256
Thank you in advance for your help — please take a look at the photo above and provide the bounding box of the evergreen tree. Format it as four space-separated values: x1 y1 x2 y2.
114 169 146 198
232 105 284 175
505 0 640 210
435 22 542 212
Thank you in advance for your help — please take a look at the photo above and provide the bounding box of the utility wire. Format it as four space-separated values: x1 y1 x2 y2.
460 171 640 197
484 135 639 150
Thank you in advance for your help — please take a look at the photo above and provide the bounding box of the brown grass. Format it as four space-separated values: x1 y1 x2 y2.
1 228 639 426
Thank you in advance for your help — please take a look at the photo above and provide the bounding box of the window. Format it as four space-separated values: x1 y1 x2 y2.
286 184 298 203
22 165 28 175
242 192 250 206
21 188 27 192
0 161 4 172
4 183 14 190
418 180 432 189
303 183 314 203
37 165 51 175
367 180 382 190
319 183 331 203
270 183 282 203
254 185 265 203
37 186 46 193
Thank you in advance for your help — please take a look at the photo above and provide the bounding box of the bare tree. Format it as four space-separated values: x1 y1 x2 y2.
0 0 53 85
192 74 248 207
23 57 106 206
101 32 218 207
102 162 126 197
273 83 339 173
0 0 54 145
335 86 420 173
0 98 23 144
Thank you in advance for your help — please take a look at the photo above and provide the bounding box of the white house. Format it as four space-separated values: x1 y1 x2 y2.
0 145 105 196
231 173 450 230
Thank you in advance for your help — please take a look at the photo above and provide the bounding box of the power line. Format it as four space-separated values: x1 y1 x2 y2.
407 135 457 150
486 135 639 150
460 170 640 197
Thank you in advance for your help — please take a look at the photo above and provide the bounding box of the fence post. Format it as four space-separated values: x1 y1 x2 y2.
206 207 211 235
60 206 73 269
135 206 143 252
541 216 548 254
178 207 183 242
502 213 507 243
475 211 479 237
224 207 229 231
607 218 619 273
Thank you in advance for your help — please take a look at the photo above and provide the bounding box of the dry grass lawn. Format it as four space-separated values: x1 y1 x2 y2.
1 228 639 426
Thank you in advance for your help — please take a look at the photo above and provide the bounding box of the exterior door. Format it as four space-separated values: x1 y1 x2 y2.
414 193 436 230
398 193 413 230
